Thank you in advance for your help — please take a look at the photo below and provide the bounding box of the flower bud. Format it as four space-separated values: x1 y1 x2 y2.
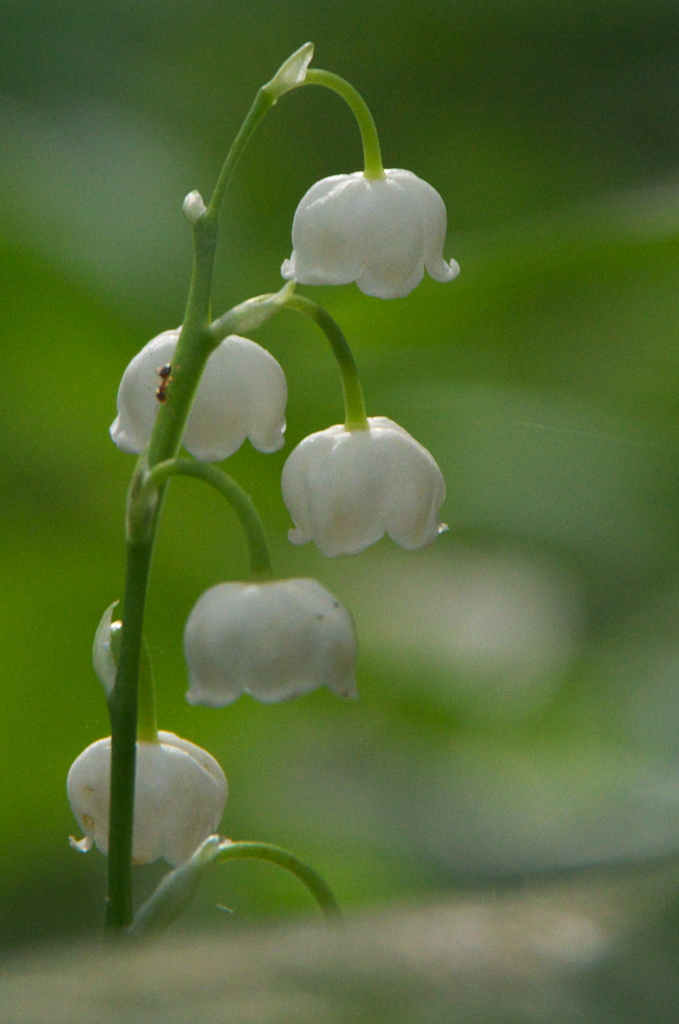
281 169 459 299
263 42 314 101
67 731 227 867
92 601 121 696
282 417 447 557
128 835 223 939
182 189 207 225
110 332 287 461
184 578 358 706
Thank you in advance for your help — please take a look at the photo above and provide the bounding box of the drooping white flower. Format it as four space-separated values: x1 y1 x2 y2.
184 578 358 706
67 731 227 867
110 331 287 461
281 169 459 299
281 416 447 557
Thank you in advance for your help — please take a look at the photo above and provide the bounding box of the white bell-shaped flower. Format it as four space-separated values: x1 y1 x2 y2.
67 731 227 867
281 169 459 299
282 416 447 557
184 578 358 706
110 331 287 461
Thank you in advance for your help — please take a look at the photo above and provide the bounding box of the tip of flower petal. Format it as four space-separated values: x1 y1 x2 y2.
251 421 286 454
428 257 460 284
287 525 308 546
110 417 140 455
69 835 93 854
280 258 296 281
185 688 240 708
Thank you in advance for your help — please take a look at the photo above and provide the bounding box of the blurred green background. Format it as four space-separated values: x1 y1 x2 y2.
3 0 679 991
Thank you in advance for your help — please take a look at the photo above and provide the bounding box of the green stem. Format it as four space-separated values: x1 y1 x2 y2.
217 841 343 924
284 294 369 430
105 54 290 935
303 69 384 179
146 459 273 579
107 326 213 934
207 90 275 221
105 538 154 933
136 638 158 743
147 263 218 468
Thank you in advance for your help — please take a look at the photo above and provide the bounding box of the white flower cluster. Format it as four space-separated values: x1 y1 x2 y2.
73 157 453 865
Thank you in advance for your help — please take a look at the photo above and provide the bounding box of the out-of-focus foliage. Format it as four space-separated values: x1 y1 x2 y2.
2 3 679 1004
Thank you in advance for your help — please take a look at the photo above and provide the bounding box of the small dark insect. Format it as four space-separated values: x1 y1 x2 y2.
156 364 173 403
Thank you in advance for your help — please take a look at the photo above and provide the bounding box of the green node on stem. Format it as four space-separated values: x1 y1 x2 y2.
209 281 296 344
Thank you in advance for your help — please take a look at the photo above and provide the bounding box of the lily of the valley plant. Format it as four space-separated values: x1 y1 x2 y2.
68 42 457 939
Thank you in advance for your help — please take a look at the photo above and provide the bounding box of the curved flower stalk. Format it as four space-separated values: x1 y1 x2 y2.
282 416 447 557
68 732 227 867
281 169 459 299
184 578 358 705
111 331 287 461
128 834 341 938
